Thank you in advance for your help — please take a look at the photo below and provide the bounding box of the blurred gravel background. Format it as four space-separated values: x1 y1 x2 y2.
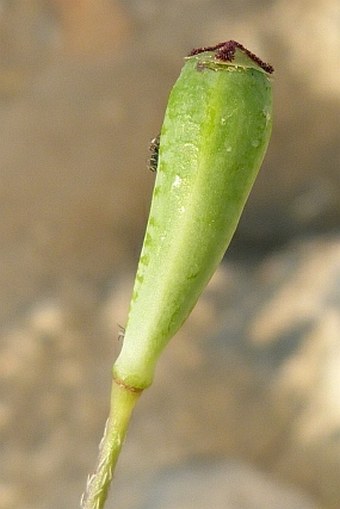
1 1 340 508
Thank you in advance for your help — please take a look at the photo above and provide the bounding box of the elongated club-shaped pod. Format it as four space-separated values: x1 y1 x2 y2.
81 41 274 509
114 40 273 390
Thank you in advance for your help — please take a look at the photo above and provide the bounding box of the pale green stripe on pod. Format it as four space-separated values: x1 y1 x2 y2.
113 43 273 389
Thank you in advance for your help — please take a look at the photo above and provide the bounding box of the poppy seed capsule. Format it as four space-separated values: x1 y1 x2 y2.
113 42 273 390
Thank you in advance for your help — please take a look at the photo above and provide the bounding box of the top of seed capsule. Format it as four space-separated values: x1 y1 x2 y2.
188 40 274 75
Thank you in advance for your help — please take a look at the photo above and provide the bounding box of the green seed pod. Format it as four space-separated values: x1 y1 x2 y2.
113 41 273 390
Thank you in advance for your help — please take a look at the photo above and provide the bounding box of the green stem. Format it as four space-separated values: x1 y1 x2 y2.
81 381 142 509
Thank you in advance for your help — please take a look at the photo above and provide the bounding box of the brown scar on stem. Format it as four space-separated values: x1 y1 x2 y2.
113 376 144 394
189 40 274 74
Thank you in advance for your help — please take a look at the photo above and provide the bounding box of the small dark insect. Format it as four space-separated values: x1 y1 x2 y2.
148 135 160 172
